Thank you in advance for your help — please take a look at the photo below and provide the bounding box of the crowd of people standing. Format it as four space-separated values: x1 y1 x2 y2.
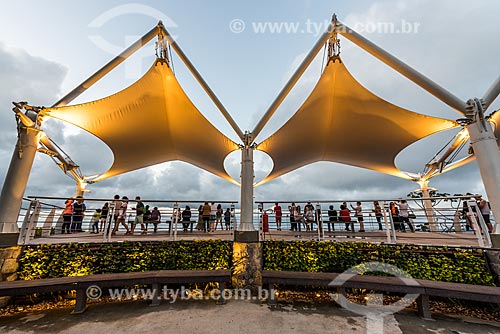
269 200 422 233
60 196 491 235
60 196 234 235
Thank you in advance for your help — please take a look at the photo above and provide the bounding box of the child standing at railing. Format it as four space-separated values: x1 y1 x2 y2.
99 203 109 233
224 208 231 230
91 209 102 234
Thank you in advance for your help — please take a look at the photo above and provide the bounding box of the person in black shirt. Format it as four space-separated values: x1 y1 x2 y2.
99 202 109 233
72 196 86 232
182 206 192 232
327 205 337 233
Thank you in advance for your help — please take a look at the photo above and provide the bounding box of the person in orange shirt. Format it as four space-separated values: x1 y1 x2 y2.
62 199 73 234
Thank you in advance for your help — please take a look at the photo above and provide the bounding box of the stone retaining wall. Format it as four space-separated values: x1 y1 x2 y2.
486 249 500 284
0 246 22 307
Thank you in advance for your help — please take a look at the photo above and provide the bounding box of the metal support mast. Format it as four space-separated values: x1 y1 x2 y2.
466 98 500 235
239 133 255 231
0 103 42 233
416 179 438 231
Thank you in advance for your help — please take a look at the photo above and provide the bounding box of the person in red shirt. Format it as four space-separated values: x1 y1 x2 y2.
274 203 283 231
339 204 352 231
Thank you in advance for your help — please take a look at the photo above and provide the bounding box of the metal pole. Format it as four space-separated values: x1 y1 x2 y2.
53 25 159 107
482 75 500 111
381 201 393 243
239 142 255 231
230 203 236 233
422 129 469 180
417 180 438 231
384 202 397 243
316 203 323 241
159 24 245 141
466 113 500 235
257 203 263 241
336 21 467 115
0 121 40 233
173 202 179 241
251 21 335 141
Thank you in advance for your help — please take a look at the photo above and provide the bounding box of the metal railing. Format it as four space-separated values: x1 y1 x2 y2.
255 195 494 247
14 195 495 248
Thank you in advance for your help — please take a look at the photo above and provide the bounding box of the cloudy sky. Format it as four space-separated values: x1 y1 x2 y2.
0 0 499 208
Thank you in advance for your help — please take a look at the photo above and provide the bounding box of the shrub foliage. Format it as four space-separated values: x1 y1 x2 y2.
17 240 495 286
263 241 495 286
18 240 232 280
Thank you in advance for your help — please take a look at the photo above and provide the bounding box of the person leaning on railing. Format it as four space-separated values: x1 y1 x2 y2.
350 201 365 232
72 196 86 233
327 205 337 233
477 195 493 233
61 198 73 234
397 200 415 233
373 201 383 231
150 206 161 233
339 204 352 231
181 206 192 232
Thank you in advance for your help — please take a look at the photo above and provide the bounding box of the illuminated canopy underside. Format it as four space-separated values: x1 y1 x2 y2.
257 58 457 185
42 59 239 182
490 110 500 146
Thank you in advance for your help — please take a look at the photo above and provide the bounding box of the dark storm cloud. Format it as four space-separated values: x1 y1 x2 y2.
0 43 69 198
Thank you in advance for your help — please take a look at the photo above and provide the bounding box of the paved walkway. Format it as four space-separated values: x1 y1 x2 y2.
0 299 498 334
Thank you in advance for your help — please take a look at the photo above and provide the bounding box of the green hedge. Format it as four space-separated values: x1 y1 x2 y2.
263 241 495 286
18 240 232 280
17 240 495 286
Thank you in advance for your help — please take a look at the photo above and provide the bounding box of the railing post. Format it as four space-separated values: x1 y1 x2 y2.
257 203 263 241
230 203 236 237
41 208 56 237
316 203 323 241
18 201 33 245
173 202 179 241
21 200 41 245
383 202 397 243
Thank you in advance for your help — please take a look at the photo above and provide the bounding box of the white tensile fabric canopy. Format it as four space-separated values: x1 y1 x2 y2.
256 58 458 185
41 57 460 185
42 59 239 183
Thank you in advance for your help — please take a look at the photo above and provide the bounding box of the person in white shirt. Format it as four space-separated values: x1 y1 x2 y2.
350 202 365 232
477 195 493 233
112 196 131 235
209 202 217 232
397 200 415 232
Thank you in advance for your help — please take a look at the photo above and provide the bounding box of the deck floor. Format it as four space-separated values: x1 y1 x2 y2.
26 229 482 247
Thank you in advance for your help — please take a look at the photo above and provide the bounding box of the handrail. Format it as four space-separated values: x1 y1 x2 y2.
256 195 478 204
27 196 237 204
